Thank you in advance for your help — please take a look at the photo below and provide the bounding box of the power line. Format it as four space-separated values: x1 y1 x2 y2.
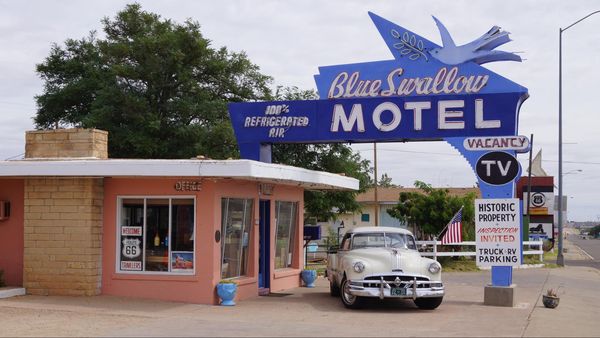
353 147 600 165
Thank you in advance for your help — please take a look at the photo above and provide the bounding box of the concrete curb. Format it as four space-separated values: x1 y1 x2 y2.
0 287 26 299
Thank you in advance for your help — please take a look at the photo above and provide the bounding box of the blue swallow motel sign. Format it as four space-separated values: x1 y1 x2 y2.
229 12 529 289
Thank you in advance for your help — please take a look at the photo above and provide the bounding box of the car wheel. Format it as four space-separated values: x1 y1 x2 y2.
414 297 443 310
330 280 340 297
340 277 363 309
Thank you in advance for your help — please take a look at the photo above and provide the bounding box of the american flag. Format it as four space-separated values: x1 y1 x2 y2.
440 207 463 244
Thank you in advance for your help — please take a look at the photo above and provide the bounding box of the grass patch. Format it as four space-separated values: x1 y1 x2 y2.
523 249 560 268
438 257 480 272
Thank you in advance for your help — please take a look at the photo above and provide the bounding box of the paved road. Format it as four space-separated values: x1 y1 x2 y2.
565 233 600 269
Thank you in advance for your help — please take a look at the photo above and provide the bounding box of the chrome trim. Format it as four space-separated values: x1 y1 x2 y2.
347 276 444 300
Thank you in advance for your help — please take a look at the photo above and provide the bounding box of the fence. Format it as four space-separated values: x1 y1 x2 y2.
303 237 545 267
415 240 545 262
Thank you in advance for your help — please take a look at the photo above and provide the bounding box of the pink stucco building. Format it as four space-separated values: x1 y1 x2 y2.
0 129 357 304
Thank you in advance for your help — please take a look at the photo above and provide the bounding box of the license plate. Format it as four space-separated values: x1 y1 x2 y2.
390 287 407 296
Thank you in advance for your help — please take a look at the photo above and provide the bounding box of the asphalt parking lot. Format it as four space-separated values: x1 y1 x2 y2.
1 264 599 337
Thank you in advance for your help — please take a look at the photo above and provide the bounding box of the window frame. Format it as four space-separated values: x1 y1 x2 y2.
220 197 254 279
274 200 299 270
115 195 197 275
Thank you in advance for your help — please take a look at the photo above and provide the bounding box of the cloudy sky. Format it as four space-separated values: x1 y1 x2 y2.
1 0 599 221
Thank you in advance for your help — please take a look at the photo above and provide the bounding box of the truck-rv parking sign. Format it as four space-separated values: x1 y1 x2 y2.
475 198 522 267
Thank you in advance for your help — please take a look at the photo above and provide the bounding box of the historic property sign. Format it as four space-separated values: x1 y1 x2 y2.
475 198 522 267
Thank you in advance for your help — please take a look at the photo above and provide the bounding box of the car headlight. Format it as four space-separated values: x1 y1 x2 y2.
428 262 441 274
353 261 365 273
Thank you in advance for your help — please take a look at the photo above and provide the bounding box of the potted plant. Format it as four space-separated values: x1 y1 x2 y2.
301 267 318 288
542 287 560 309
216 279 238 306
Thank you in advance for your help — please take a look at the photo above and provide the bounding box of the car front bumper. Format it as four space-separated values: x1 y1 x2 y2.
347 276 444 300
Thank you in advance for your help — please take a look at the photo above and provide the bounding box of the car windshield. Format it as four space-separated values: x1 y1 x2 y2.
351 232 417 250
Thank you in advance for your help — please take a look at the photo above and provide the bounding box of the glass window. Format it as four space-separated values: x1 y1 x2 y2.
221 198 254 278
361 213 370 222
275 201 298 269
118 197 195 274
341 233 351 250
350 232 417 250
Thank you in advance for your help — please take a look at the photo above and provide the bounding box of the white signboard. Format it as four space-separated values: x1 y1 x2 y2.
523 192 554 215
121 226 142 236
464 135 529 152
120 261 142 271
528 222 553 240
475 198 521 267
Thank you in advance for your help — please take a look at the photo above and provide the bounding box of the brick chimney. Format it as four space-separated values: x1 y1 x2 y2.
25 128 108 159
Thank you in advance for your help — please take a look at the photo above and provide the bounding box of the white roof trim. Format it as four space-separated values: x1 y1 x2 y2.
0 159 359 191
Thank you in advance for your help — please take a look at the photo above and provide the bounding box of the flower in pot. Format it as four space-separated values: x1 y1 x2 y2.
542 288 560 309
301 267 318 288
216 279 238 306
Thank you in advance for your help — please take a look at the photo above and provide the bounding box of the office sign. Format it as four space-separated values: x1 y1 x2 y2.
475 199 522 267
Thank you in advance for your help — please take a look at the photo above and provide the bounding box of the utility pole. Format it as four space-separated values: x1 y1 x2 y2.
373 142 379 226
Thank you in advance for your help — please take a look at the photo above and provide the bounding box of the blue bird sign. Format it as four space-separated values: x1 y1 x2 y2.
430 16 522 65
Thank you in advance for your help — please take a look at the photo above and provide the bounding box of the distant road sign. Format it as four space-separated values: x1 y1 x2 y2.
476 151 519 185
464 135 529 152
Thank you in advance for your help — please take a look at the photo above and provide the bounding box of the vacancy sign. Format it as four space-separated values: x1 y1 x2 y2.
475 198 521 267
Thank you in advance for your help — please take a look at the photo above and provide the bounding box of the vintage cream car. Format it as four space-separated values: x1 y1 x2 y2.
327 226 444 309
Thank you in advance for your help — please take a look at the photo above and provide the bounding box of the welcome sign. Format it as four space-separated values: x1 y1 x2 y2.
229 12 528 159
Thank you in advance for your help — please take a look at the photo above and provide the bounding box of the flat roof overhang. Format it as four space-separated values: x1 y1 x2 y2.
0 158 359 191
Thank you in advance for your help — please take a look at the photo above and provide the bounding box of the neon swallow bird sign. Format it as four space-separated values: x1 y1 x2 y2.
229 12 528 161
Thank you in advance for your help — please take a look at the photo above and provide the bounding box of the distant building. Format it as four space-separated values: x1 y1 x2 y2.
323 186 480 237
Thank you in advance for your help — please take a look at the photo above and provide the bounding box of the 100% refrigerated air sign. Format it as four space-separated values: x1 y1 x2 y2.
475 198 522 267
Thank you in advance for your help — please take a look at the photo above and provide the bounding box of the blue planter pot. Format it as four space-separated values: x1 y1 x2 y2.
216 283 237 306
301 269 317 288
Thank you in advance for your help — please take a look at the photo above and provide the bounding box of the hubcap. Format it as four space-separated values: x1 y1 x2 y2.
342 281 356 304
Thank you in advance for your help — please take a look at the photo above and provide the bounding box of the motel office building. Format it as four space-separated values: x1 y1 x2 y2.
0 128 357 304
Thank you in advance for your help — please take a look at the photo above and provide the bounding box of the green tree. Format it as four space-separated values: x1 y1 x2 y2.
271 87 372 221
35 3 271 159
588 225 600 238
34 5 372 221
377 173 395 187
387 181 476 240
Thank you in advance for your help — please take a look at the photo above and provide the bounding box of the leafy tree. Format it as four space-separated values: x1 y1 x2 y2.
34 5 372 221
35 3 271 159
387 181 476 240
588 225 600 238
377 173 395 187
271 87 372 221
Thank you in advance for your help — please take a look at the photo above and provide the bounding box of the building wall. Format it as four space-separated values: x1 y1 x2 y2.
23 178 103 296
102 178 304 304
0 179 24 286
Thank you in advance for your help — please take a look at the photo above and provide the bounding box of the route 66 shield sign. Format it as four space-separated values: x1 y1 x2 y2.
122 238 141 259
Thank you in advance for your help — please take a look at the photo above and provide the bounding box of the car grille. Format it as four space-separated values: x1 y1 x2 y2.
361 275 430 288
